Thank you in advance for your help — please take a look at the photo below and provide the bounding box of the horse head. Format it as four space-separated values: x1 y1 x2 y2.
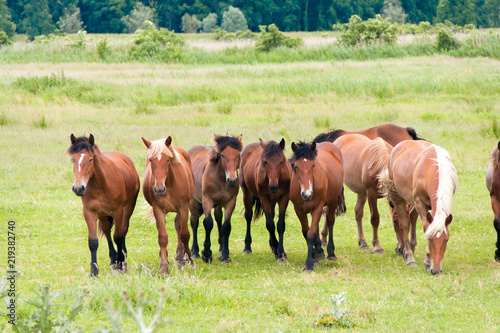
291 141 317 201
142 136 177 196
425 211 453 275
260 138 286 193
212 134 243 187
68 134 96 196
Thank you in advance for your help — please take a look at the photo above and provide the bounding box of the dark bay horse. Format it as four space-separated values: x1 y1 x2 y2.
289 141 343 271
239 139 291 261
486 141 500 262
142 136 195 274
320 134 393 253
189 135 243 263
379 140 458 274
68 134 140 276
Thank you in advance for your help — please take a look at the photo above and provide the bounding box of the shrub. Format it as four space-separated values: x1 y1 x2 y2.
181 13 201 33
0 30 12 46
129 21 185 62
255 24 302 52
221 6 248 32
211 28 256 41
336 14 398 46
314 292 356 328
13 72 70 94
436 28 460 51
57 7 83 33
71 30 87 49
97 37 109 60
122 2 154 33
201 13 218 33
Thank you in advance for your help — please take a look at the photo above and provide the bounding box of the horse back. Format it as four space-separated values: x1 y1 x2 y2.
101 151 140 200
316 142 344 204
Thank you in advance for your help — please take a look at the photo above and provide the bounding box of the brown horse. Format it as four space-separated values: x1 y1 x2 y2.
68 134 140 276
239 139 291 261
289 141 343 271
189 135 243 263
486 141 500 262
379 140 458 274
320 134 393 253
142 136 195 274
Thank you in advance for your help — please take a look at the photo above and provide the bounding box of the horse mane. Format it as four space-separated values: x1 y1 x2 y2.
491 145 500 169
262 141 284 160
209 135 243 163
290 141 317 163
313 129 345 143
425 145 458 240
368 138 391 195
406 127 424 141
147 139 180 164
67 136 97 154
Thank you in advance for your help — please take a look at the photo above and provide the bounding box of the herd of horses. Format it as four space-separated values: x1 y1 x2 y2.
67 124 500 277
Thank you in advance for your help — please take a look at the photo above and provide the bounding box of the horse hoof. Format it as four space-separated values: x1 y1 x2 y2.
221 258 232 264
374 248 385 254
395 245 403 256
158 268 169 275
302 267 315 273
360 245 370 251
109 263 116 269
202 255 213 264
242 249 252 255
191 253 200 259
276 256 287 263
321 242 327 247
315 251 325 261
327 255 337 261
495 254 500 262
406 261 417 267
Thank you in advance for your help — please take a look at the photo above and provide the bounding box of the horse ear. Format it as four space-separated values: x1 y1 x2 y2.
426 211 433 224
165 136 172 147
70 134 76 144
259 138 265 148
279 138 285 150
445 214 453 226
89 134 94 147
291 142 298 152
238 134 243 142
310 141 316 153
141 137 152 149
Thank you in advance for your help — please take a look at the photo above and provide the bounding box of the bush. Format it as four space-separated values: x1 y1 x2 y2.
255 24 302 52
0 31 12 46
97 37 109 60
13 72 71 94
211 28 256 41
181 13 201 33
71 30 87 49
436 28 460 51
201 13 218 33
122 2 154 33
129 21 185 62
221 6 248 32
336 14 398 46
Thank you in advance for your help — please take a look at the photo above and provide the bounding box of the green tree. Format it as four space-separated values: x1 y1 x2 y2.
436 0 476 25
382 0 407 23
20 0 55 39
201 13 217 32
57 7 83 33
122 2 154 33
221 5 248 32
48 0 79 25
0 0 15 37
475 0 500 27
156 0 181 31
181 13 200 32
79 0 126 33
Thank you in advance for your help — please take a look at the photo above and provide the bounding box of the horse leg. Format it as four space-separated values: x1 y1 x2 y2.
261 199 278 257
320 214 328 247
201 197 214 263
214 206 223 255
241 186 254 255
492 195 500 262
98 215 117 268
152 206 169 274
414 198 431 271
395 203 416 267
174 206 193 268
84 209 99 277
220 196 237 263
367 189 384 253
276 195 289 261
355 194 369 250
308 205 325 269
112 208 129 272
409 205 418 254
389 201 403 255
325 205 337 261
189 199 201 259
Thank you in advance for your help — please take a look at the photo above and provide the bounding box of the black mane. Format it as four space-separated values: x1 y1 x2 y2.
406 127 424 140
262 141 284 159
67 136 95 154
290 141 317 163
209 135 243 163
313 129 345 143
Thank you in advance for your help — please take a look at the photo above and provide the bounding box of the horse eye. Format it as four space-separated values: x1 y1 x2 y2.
263 161 268 166
280 160 284 164
89 158 93 162
312 164 315 169
220 154 224 158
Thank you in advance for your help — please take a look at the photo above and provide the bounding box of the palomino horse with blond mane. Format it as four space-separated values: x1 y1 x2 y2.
289 141 343 271
189 135 243 263
320 134 393 253
68 134 140 276
239 138 291 261
142 136 195 274
486 141 500 262
380 140 458 274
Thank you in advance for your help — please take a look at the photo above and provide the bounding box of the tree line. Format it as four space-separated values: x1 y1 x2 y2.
0 0 499 39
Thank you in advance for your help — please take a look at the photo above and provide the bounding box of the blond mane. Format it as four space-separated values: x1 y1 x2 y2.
146 139 180 164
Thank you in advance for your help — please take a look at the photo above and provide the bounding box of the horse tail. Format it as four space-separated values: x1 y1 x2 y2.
368 138 391 196
98 216 114 238
142 203 155 223
407 127 424 141
313 129 345 143
335 186 346 216
253 196 263 221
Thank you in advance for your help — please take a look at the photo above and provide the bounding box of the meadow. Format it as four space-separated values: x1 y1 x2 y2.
0 33 500 331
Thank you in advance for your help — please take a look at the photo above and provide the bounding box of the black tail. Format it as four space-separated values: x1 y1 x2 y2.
335 186 347 216
407 127 424 140
253 196 263 221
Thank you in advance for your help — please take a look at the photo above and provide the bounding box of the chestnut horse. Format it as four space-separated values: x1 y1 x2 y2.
379 140 458 274
486 141 500 262
142 136 194 274
189 135 243 263
239 139 291 261
320 134 393 253
289 141 343 271
68 134 140 276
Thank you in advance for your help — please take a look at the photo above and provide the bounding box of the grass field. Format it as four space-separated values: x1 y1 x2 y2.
1 47 500 331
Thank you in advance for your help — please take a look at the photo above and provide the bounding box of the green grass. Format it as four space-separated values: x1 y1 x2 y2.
1 56 500 332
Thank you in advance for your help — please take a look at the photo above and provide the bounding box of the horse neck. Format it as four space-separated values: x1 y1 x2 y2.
88 151 111 190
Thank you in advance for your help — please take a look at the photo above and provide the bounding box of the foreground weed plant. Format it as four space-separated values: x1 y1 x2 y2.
314 292 356 328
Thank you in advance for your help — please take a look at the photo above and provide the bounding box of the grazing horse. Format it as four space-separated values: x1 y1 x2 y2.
68 134 140 276
189 135 243 263
289 141 343 271
486 141 500 262
142 136 194 274
313 123 422 147
239 139 291 261
379 140 458 274
320 134 393 253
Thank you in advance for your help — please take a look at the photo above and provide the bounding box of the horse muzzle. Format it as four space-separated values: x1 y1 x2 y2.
153 185 166 196
226 177 238 187
301 190 313 201
72 185 86 196
268 184 279 193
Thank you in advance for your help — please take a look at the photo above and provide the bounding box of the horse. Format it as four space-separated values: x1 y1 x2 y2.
239 138 291 261
319 134 393 253
188 134 243 263
379 140 458 274
289 141 343 271
486 141 500 262
142 136 195 274
313 123 422 147
68 134 140 277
